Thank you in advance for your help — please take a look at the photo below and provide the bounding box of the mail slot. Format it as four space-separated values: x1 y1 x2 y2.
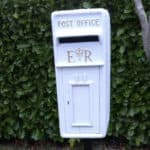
51 9 110 138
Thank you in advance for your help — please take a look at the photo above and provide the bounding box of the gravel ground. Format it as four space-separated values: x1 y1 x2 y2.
0 139 149 150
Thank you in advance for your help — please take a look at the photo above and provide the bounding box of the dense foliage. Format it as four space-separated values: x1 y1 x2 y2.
0 0 149 146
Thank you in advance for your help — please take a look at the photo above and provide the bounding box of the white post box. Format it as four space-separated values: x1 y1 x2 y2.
51 9 110 138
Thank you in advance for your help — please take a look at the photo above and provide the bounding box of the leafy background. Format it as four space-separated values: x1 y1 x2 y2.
0 0 149 146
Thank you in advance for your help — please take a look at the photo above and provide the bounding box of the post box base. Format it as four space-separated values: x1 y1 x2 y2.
60 133 106 138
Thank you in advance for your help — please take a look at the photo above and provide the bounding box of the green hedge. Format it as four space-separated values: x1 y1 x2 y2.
0 0 149 146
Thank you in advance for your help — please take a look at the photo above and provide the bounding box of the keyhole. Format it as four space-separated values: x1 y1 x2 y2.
67 101 70 105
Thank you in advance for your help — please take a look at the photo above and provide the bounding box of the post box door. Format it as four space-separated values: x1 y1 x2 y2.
62 66 100 133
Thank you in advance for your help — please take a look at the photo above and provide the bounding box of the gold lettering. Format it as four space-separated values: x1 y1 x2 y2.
67 51 75 63
58 20 73 28
76 19 100 27
58 18 100 28
95 19 100 25
67 49 92 63
85 50 92 62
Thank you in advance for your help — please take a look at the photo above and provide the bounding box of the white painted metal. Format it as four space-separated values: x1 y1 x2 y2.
51 8 110 138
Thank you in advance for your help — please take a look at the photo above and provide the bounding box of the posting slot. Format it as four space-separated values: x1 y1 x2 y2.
58 35 99 43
